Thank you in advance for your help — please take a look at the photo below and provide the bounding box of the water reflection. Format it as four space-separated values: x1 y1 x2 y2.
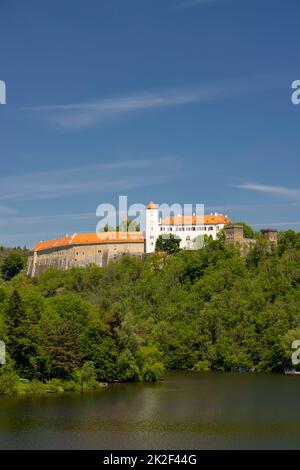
1 371 300 449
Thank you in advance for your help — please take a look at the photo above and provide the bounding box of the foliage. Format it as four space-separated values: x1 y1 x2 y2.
0 364 19 395
0 228 300 393
75 361 98 391
155 234 181 254
102 219 140 233
1 252 26 281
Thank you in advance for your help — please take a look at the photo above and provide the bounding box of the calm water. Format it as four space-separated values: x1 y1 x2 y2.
1 371 300 449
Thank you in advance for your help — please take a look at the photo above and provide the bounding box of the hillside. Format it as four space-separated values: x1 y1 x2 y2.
0 230 300 392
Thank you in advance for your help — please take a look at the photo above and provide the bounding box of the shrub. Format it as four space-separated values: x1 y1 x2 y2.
0 365 19 395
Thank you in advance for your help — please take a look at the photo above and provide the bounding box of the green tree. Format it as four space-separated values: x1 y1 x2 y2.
1 252 26 281
76 361 97 391
155 234 181 254
116 349 140 381
42 319 83 379
5 290 26 368
0 363 19 395
137 345 165 382
278 230 300 255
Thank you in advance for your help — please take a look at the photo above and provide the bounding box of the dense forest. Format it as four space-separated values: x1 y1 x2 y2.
0 228 300 394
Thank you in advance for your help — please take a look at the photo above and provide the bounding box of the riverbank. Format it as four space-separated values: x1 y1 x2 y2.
0 375 108 396
0 362 109 396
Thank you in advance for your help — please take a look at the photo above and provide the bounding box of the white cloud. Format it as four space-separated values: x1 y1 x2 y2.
24 88 223 130
0 157 182 201
235 183 300 199
0 206 16 216
251 221 300 227
21 76 284 130
25 93 204 113
0 212 94 227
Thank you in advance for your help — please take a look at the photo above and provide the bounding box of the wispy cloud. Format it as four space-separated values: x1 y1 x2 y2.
0 206 16 216
24 93 205 113
23 87 223 130
0 157 182 202
0 212 94 228
206 201 300 213
235 183 300 199
0 232 69 248
22 76 280 130
251 221 300 227
176 0 216 8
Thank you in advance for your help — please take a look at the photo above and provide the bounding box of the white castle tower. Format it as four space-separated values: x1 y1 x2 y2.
145 201 159 253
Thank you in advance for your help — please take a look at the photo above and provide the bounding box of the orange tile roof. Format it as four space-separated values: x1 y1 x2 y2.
146 201 158 209
161 214 230 225
32 232 144 253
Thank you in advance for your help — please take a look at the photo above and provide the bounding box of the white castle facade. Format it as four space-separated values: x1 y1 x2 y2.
145 201 230 253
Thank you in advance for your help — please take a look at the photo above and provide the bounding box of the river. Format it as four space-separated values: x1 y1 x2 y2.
0 371 300 449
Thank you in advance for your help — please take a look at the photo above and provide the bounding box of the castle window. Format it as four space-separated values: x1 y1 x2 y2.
208 227 213 231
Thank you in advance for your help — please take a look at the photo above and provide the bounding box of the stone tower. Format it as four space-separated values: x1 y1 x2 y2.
225 224 244 244
261 228 278 246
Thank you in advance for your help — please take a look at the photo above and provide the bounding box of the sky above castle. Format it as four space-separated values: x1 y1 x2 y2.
0 0 300 247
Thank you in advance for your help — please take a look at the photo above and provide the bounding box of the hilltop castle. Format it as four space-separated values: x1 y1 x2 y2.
27 232 144 277
27 201 278 277
145 201 230 253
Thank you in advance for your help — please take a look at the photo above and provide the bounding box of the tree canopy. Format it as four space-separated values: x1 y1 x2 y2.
155 234 181 254
0 229 300 393
1 252 26 281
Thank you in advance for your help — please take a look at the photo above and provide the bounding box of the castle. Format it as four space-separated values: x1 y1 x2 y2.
27 201 278 277
27 232 144 277
145 201 230 253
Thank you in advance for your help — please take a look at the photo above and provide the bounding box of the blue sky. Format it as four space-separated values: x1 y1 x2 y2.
0 0 300 246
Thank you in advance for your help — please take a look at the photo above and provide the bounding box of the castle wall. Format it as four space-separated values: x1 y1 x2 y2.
27 241 145 277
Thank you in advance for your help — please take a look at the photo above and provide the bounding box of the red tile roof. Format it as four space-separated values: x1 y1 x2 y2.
32 232 144 253
161 214 230 225
146 201 158 209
